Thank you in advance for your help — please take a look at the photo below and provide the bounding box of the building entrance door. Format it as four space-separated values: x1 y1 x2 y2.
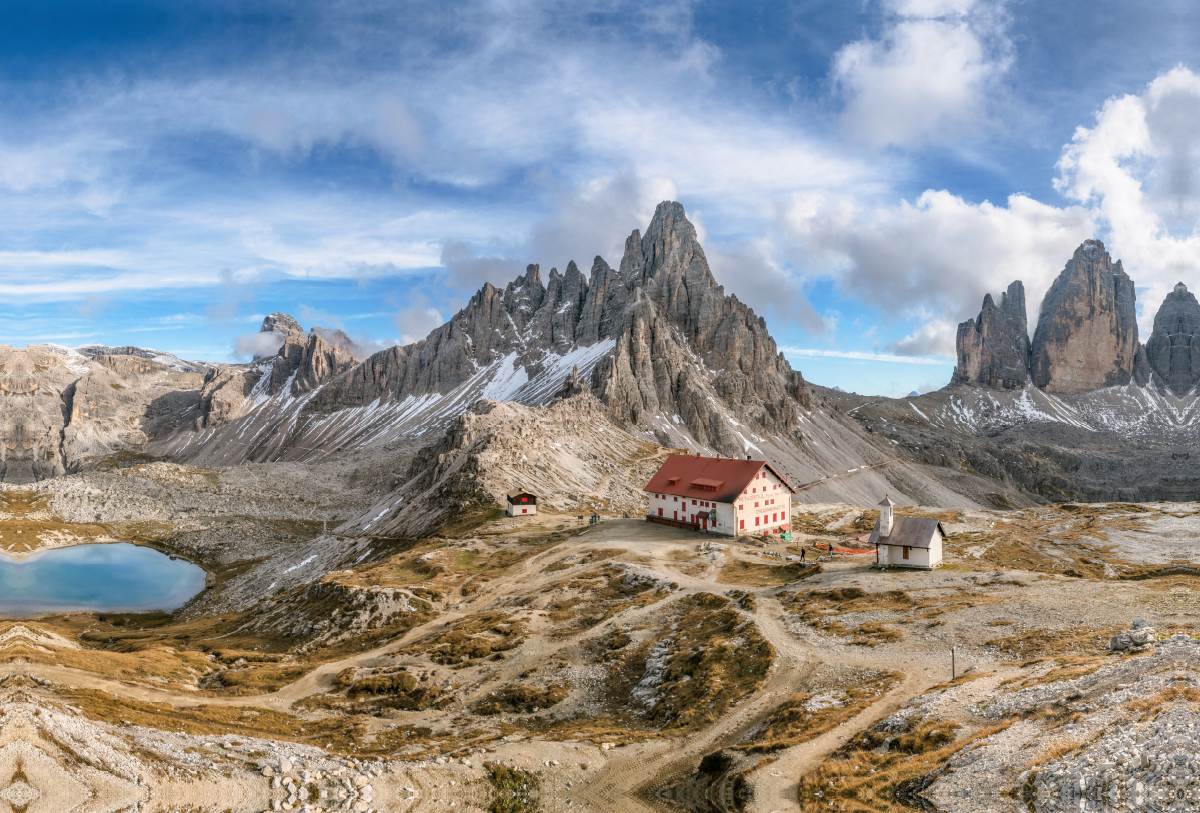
702 517 708 530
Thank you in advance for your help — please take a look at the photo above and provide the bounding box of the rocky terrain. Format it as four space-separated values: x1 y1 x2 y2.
9 203 1200 812
1 478 1199 813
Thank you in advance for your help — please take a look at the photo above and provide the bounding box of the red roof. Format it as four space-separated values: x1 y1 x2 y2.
643 455 795 503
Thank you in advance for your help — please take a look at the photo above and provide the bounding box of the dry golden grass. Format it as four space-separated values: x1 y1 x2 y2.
985 626 1121 660
600 592 773 730
399 612 526 665
540 566 668 633
798 719 1011 812
732 671 902 753
58 687 460 757
717 560 820 586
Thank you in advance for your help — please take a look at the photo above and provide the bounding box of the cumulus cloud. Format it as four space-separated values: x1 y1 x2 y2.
832 0 1012 147
233 330 285 360
393 292 446 345
783 189 1095 351
439 239 522 291
888 312 959 357
705 238 833 338
1055 66 1200 332
527 170 673 273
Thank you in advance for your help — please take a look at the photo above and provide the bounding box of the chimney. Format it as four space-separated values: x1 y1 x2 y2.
878 495 895 538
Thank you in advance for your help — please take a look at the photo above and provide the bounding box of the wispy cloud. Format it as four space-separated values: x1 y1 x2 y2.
782 347 952 365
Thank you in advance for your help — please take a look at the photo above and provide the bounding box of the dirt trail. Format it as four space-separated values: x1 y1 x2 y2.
0 518 1035 813
744 671 932 813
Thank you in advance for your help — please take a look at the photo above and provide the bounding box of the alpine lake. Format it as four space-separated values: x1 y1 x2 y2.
0 542 205 616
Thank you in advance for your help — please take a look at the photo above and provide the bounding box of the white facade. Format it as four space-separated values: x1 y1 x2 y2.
506 498 536 516
731 468 792 535
877 530 943 569
647 467 792 537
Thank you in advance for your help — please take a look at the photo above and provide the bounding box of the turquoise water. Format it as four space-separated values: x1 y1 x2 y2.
0 542 206 616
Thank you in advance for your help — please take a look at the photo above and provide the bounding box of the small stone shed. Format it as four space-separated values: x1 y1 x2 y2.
869 496 944 569
506 489 538 517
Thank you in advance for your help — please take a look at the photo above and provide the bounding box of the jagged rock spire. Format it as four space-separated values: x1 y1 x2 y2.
952 281 1029 390
1029 240 1140 393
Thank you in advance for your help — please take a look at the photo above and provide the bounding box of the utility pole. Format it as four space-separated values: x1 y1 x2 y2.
952 646 956 681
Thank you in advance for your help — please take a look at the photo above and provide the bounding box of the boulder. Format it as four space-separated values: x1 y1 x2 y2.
1030 240 1140 392
1108 624 1157 652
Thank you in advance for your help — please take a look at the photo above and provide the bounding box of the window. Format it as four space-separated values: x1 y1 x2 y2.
521 497 528 502
903 546 910 560
674 496 678 502
522 509 528 514
755 517 760 526
692 500 697 505
755 502 759 508
740 520 744 529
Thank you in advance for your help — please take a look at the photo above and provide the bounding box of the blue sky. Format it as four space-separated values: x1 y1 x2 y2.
10 1 1200 395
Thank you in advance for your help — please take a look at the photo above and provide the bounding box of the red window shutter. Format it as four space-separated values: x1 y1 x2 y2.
740 520 744 529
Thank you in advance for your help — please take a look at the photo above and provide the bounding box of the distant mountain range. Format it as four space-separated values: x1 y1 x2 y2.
4 203 1198 522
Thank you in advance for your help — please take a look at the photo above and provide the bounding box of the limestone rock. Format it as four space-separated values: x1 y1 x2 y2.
309 201 809 456
260 312 304 343
1108 624 1157 652
1030 240 1140 392
254 314 358 397
952 281 1029 390
1145 282 1200 395
291 332 357 395
592 201 809 450
195 365 262 430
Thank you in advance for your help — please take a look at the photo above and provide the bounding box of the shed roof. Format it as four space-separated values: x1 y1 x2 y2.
643 454 795 503
867 516 944 549
506 489 537 500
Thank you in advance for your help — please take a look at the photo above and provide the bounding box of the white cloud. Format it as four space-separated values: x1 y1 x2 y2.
704 236 832 337
888 313 959 357
1056 66 1200 333
832 0 1011 148
233 330 285 360
394 303 445 345
783 188 1095 351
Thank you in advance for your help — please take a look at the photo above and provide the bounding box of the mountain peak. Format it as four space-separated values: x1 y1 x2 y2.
260 312 303 340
